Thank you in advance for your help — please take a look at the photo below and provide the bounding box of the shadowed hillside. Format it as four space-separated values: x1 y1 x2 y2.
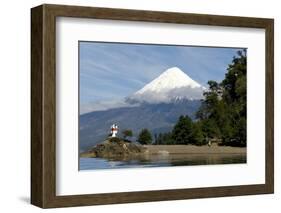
79 99 201 152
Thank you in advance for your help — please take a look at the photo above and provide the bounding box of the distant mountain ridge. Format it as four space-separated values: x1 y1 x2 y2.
79 67 204 151
79 99 201 152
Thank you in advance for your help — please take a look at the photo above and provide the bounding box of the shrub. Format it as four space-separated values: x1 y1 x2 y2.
108 137 121 143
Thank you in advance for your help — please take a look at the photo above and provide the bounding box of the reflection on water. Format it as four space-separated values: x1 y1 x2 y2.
79 153 246 170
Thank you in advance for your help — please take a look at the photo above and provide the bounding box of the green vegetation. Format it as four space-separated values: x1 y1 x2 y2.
154 132 173 145
154 115 207 146
108 137 121 143
172 115 193 144
190 122 205 146
196 50 247 146
122 129 133 142
154 50 247 147
138 129 153 145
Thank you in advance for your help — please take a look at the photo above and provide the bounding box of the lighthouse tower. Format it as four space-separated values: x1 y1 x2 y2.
110 124 118 137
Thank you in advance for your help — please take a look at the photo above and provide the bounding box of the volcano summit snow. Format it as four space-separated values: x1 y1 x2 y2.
126 67 205 104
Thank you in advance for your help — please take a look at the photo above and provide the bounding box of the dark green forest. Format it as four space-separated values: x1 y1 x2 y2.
153 50 247 147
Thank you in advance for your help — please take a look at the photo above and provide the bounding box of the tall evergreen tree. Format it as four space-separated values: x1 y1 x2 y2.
162 132 174 145
190 122 205 145
138 129 153 145
172 115 193 144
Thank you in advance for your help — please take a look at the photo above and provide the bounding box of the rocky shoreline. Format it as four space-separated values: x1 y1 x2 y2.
80 140 146 158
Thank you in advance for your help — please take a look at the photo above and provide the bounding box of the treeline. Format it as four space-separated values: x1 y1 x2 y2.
154 115 206 145
119 50 247 147
155 50 247 147
197 50 247 147
119 128 153 145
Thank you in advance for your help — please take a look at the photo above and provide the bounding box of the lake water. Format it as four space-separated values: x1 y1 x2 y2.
79 154 246 170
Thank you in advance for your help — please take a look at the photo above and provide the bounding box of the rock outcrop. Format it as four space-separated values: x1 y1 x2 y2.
80 140 146 158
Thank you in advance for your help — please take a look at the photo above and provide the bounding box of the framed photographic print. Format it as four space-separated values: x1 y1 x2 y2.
31 4 274 208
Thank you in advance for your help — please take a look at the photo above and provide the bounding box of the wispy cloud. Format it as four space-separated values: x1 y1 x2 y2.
80 99 138 114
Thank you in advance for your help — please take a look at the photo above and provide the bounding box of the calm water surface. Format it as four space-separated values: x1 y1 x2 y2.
79 154 246 170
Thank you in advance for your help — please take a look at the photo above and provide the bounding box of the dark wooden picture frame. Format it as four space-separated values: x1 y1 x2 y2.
31 4 274 208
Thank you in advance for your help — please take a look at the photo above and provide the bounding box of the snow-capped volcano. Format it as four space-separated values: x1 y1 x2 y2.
126 67 205 104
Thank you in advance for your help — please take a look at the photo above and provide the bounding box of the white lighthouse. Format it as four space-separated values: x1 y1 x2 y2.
110 124 118 137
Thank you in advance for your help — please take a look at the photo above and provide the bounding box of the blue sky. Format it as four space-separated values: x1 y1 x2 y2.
80 41 243 105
